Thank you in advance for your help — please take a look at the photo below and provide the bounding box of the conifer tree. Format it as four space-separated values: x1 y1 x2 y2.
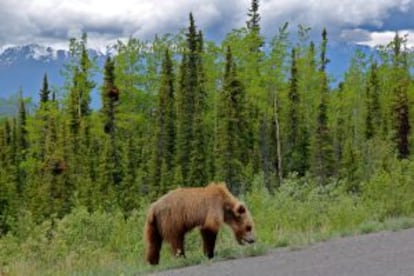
2 120 14 169
17 92 28 153
63 33 96 213
333 83 346 171
216 47 248 194
0 123 6 166
150 49 175 194
365 61 381 139
189 30 208 186
101 57 119 137
0 124 8 234
175 51 189 182
15 92 28 195
37 74 52 161
78 33 95 117
45 114 68 217
40 73 50 105
0 120 17 234
245 0 264 71
67 33 96 136
246 0 264 53
319 29 330 72
287 48 299 164
174 13 204 186
286 48 309 175
311 29 334 184
101 56 122 187
246 0 261 33
301 41 318 139
68 67 81 134
390 33 410 159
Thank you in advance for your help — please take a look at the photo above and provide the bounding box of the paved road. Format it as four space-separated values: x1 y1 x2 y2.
153 228 414 276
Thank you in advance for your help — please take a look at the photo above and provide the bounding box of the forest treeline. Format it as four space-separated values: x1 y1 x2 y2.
0 1 413 235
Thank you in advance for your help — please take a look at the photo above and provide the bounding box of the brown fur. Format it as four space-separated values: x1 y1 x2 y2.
144 182 255 265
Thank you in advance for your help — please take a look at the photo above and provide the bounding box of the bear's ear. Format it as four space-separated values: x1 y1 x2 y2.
236 204 246 214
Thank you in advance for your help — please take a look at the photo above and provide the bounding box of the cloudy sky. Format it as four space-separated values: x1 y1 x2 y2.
1 0 414 50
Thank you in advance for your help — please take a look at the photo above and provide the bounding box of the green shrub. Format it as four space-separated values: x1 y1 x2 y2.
362 159 414 219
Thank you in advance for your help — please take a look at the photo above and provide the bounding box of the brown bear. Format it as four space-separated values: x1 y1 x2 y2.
144 182 256 265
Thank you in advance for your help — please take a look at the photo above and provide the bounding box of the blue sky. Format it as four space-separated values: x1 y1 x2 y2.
0 0 414 50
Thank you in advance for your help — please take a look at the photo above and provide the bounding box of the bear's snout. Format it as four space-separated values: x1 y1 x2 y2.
239 232 255 245
245 237 255 244
243 235 255 244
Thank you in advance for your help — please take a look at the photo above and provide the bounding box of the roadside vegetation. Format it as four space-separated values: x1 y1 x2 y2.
2 162 414 275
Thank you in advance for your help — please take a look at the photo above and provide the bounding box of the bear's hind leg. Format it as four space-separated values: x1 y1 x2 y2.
145 222 163 265
170 234 186 258
201 228 217 259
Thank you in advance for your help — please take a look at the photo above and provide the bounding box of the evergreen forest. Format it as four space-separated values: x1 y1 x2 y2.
1 1 414 274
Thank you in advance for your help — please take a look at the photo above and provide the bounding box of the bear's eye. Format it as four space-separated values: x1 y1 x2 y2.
246 225 252 232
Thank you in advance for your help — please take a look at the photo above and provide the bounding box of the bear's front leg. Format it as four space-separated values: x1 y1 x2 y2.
201 228 217 259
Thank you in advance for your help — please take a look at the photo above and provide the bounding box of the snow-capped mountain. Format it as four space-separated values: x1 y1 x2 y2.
0 42 371 116
0 44 68 65
0 44 107 112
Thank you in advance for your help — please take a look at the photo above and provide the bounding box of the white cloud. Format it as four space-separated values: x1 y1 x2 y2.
261 1 414 49
355 30 414 48
0 0 248 49
260 0 413 34
0 0 413 49
340 29 372 42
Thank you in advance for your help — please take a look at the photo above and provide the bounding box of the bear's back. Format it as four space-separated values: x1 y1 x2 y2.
151 186 226 235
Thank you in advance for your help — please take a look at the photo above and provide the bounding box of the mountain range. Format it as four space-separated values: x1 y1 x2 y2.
0 44 108 115
0 42 370 116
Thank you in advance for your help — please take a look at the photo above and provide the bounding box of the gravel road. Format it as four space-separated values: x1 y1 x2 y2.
152 228 414 276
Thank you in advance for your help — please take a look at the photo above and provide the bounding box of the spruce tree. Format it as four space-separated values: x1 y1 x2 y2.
0 124 7 234
0 120 18 234
311 29 334 184
175 52 189 185
0 123 6 166
17 91 28 153
286 48 299 172
216 47 248 194
37 74 52 161
189 30 208 186
68 67 81 135
16 92 28 195
40 73 50 105
286 48 309 175
79 33 95 117
390 33 410 159
101 56 122 188
365 61 381 139
319 29 330 72
246 0 261 33
67 33 95 136
101 57 119 137
150 49 176 194
174 13 204 186
63 33 96 213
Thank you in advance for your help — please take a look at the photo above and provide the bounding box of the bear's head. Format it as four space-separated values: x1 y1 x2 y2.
225 202 256 245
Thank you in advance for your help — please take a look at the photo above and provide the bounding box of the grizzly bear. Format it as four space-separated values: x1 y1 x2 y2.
144 182 256 265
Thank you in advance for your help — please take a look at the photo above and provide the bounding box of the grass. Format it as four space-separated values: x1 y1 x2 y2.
2 168 414 275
